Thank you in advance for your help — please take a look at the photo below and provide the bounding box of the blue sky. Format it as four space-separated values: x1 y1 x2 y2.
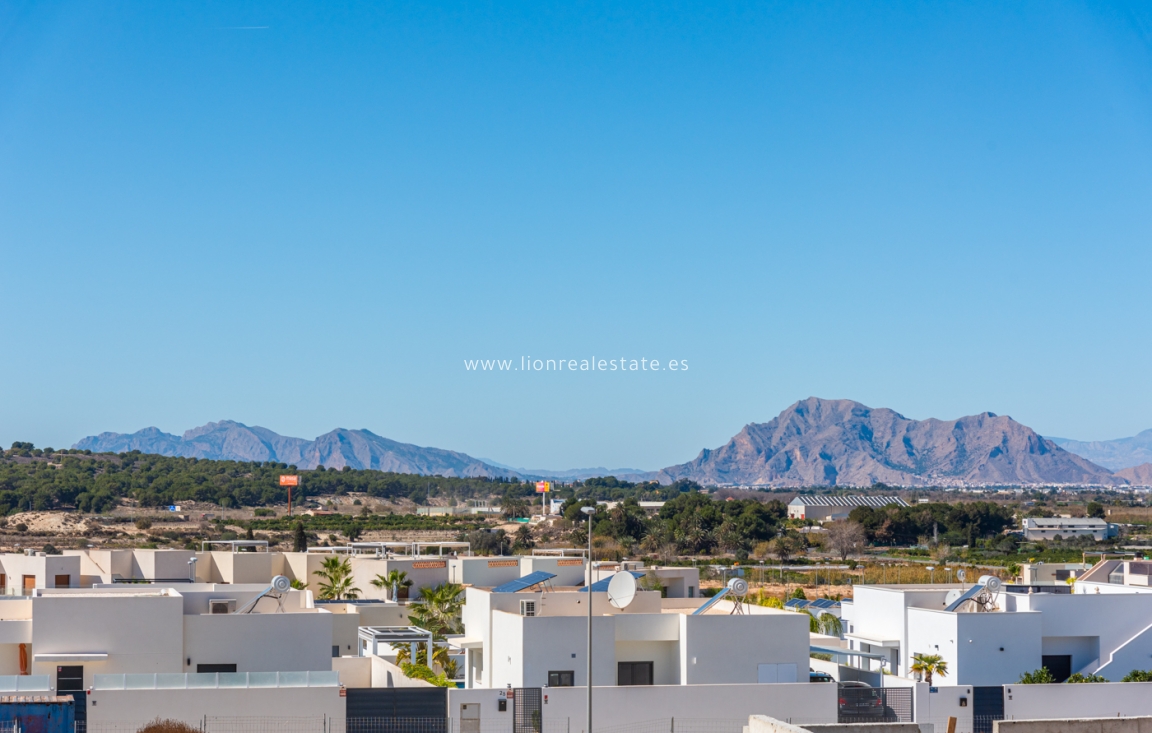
1 1 1151 470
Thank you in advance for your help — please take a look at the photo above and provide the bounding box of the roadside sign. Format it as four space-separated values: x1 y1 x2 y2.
535 481 550 493
279 475 300 486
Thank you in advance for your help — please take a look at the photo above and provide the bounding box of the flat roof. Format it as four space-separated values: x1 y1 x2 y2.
201 540 269 552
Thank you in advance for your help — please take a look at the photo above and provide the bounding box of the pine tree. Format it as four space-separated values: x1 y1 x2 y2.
293 521 307 553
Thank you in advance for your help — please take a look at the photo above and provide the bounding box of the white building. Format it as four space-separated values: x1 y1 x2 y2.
840 561 1152 686
1021 517 1119 541
787 496 908 522
457 582 809 690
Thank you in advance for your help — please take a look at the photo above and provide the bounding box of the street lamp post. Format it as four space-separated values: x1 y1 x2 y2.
927 566 935 584
581 505 596 733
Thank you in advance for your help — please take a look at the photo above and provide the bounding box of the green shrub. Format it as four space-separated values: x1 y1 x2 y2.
1122 670 1152 682
1066 673 1107 683
400 662 455 687
1019 668 1056 684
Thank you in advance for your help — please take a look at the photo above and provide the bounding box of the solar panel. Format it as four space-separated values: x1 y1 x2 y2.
784 598 811 609
810 598 839 609
579 571 645 592
491 571 557 593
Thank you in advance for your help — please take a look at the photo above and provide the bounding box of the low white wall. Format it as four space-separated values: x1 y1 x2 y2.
88 686 344 723
994 718 1152 733
1004 682 1152 720
918 685 973 733
749 715 809 733
371 656 435 687
448 682 837 732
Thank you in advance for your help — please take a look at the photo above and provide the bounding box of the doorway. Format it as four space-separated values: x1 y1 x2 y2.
1041 655 1072 683
57 665 85 724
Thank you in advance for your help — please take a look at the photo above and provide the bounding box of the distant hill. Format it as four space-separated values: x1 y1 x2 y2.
1115 463 1152 486
1049 430 1152 471
74 420 517 479
653 397 1120 487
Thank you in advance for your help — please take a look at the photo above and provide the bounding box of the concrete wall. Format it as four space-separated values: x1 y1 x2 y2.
1003 681 1152 720
995 718 1152 733
450 557 522 588
448 682 838 732
30 592 185 685
0 555 81 590
88 686 344 724
679 611 809 685
183 611 333 673
522 557 587 587
333 655 371 687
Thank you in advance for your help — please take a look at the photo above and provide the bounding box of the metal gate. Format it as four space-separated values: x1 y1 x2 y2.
345 688 448 733
837 686 913 724
973 686 1005 733
513 688 542 733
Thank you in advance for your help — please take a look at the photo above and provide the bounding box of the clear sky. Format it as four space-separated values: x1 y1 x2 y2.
2 1 1151 470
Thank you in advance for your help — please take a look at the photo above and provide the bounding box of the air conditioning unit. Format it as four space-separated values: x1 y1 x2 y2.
208 599 236 614
520 600 536 617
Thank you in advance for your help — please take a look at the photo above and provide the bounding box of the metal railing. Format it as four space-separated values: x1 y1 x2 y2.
74 718 796 733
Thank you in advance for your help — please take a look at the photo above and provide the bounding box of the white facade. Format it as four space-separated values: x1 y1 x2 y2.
1021 517 1119 541
459 585 808 690
842 574 1152 685
787 496 908 522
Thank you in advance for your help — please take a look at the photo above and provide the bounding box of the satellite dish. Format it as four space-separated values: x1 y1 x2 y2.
945 589 963 606
272 575 292 593
980 575 1003 593
727 577 749 597
607 571 637 609
957 569 966 583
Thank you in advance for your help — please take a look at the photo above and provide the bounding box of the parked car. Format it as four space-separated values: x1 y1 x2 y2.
809 670 835 683
837 681 886 720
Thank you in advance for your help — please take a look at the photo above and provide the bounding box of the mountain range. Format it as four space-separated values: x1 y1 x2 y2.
655 398 1120 487
75 398 1150 486
74 421 517 479
1048 430 1152 472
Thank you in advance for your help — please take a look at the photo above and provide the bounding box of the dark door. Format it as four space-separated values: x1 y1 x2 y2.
972 686 1004 733
57 665 85 724
1042 655 1072 682
617 661 654 685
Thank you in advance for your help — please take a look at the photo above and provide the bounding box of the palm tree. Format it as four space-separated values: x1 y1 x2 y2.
806 611 843 637
410 583 465 635
910 654 948 685
314 556 361 600
371 570 413 601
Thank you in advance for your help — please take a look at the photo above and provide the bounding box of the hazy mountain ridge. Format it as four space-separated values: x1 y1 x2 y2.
1115 463 1152 486
1049 430 1152 471
74 421 517 479
653 397 1121 487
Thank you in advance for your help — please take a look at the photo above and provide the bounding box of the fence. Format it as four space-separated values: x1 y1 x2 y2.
76 718 758 733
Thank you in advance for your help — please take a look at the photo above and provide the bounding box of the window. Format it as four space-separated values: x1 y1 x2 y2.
520 600 536 617
688 586 695 598
548 671 574 687
332 645 340 658
197 664 237 674
617 661 653 685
